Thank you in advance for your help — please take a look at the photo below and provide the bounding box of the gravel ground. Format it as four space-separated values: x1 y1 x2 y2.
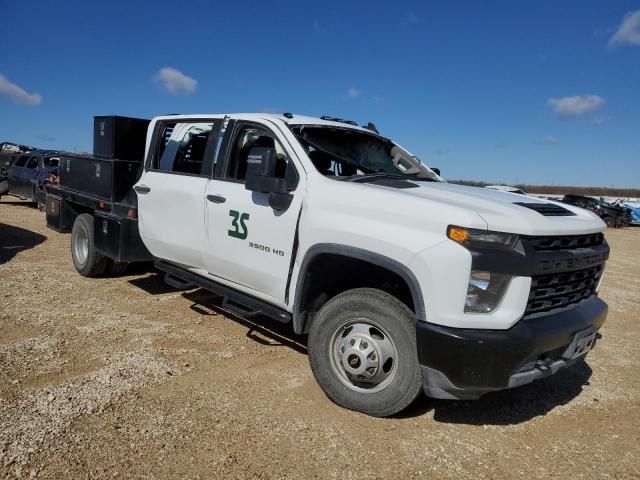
1 197 639 479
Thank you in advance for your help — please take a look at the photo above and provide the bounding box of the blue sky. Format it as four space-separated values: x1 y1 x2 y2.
1 0 638 187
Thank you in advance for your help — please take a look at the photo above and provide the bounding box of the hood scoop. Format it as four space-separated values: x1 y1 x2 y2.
513 202 576 217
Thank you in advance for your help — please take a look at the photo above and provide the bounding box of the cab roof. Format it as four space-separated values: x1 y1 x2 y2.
150 113 380 135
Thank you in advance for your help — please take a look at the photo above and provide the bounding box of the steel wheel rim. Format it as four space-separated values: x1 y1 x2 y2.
74 226 89 265
329 318 399 394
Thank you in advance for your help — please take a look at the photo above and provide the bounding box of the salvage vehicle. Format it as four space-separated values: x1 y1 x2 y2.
0 142 32 199
7 149 60 206
47 114 610 417
560 195 627 228
625 204 640 226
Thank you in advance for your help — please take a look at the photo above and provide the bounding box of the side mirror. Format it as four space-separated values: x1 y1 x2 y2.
431 167 441 176
245 146 287 194
244 146 293 211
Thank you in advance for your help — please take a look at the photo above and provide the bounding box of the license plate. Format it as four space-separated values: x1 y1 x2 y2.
563 329 598 360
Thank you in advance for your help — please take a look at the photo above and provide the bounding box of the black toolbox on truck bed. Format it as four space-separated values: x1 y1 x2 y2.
58 154 142 203
45 115 153 263
94 116 150 161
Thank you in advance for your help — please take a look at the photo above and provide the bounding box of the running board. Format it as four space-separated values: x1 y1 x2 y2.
164 273 196 290
155 260 291 324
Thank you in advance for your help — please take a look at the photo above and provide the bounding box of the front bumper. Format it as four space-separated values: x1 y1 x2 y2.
416 296 608 400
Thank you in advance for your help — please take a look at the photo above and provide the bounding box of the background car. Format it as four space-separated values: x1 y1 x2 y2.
7 150 60 206
0 142 33 199
560 194 628 227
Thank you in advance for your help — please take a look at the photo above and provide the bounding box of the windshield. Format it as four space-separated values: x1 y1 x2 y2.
290 125 442 181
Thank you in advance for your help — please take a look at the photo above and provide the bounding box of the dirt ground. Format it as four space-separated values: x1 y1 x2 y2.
0 197 639 480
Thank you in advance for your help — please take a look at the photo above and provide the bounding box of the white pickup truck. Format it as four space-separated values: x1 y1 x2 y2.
48 113 609 417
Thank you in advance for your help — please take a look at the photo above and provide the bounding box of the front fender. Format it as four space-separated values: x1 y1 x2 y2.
291 243 426 334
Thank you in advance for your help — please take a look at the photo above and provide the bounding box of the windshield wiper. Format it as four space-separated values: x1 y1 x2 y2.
342 172 438 183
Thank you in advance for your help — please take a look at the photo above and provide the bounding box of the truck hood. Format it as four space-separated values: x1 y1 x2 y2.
366 180 606 236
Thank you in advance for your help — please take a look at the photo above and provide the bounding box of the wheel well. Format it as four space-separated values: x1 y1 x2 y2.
295 252 418 334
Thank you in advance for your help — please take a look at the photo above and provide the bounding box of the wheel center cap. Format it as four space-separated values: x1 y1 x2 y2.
348 354 361 369
342 348 367 375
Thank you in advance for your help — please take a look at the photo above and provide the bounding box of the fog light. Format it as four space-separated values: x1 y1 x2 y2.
465 270 512 313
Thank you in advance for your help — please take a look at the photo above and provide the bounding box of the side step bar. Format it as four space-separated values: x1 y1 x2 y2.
154 260 291 324
163 273 196 290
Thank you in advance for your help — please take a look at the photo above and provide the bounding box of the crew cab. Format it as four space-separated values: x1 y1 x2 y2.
47 113 609 417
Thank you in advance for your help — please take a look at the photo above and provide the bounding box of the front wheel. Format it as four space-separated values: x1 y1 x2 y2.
71 213 109 277
308 288 422 417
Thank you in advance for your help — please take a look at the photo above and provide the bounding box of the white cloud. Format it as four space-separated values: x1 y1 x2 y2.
609 10 640 46
543 135 559 145
547 95 605 118
154 67 197 95
347 87 361 99
0 74 42 105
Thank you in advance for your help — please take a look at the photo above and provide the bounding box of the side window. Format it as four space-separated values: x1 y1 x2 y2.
44 157 59 168
14 155 29 167
26 156 39 169
225 126 297 189
151 121 215 176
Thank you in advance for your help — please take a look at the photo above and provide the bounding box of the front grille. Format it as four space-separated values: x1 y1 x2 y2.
527 232 604 251
526 264 603 315
513 202 576 216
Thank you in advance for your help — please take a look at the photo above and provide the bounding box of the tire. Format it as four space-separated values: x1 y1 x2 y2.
308 288 422 417
71 213 109 277
107 260 129 276
603 216 615 228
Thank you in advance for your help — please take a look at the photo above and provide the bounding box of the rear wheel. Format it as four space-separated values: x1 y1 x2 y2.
71 213 109 277
308 288 422 417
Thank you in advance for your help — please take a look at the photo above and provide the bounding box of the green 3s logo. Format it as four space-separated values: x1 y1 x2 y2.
228 210 250 240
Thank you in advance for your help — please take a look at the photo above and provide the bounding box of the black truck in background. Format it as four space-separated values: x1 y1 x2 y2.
45 116 153 275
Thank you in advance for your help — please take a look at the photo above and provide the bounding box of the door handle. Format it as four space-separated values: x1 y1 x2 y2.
207 194 226 204
134 185 151 194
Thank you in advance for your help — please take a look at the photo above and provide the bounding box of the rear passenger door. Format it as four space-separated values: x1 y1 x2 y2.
136 119 221 268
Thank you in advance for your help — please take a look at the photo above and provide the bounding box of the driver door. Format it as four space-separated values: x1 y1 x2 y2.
203 121 303 306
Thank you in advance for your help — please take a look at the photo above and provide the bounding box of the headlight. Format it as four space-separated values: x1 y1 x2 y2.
465 270 512 313
447 226 518 249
